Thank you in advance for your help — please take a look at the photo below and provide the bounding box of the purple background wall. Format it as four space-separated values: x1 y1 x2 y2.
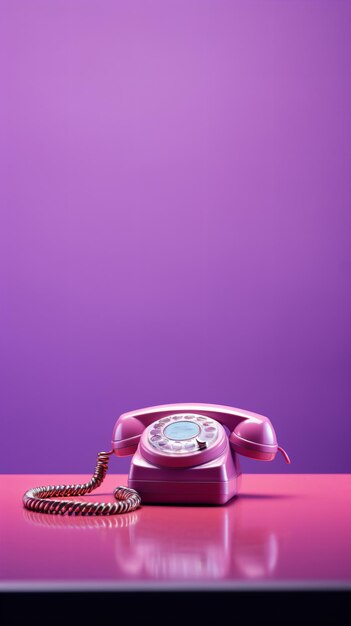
1 0 350 474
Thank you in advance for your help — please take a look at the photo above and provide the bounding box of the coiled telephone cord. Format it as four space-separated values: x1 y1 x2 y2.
23 451 141 516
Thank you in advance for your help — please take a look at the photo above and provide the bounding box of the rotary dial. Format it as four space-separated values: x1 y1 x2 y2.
147 413 219 455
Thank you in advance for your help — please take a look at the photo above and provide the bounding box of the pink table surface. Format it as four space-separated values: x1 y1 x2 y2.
0 474 350 591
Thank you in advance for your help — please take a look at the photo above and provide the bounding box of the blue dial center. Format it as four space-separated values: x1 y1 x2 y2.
163 421 200 441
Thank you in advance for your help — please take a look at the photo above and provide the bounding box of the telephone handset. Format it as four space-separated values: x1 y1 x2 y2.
23 403 290 515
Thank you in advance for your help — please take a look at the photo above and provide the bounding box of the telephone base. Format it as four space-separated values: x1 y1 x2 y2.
128 476 240 505
128 443 241 505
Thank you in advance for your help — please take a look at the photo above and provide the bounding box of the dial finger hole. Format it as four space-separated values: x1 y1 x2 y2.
184 442 196 450
204 432 215 439
171 442 182 451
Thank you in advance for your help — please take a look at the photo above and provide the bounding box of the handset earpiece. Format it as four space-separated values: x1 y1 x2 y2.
113 416 146 456
230 419 291 463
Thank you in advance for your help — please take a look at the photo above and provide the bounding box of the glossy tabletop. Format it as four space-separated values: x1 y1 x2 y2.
1 474 350 591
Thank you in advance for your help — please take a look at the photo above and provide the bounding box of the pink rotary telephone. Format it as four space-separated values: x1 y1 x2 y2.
23 403 290 515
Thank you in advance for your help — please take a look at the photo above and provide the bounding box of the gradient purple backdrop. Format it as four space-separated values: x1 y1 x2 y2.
1 0 350 474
